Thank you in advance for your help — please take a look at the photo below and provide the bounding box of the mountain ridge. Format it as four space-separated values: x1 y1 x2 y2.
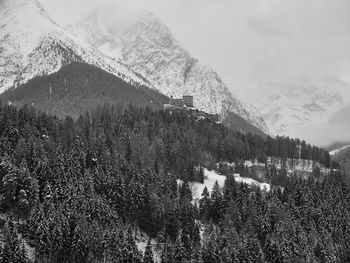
69 8 270 134
0 0 269 134
247 74 350 135
0 62 168 118
0 0 153 93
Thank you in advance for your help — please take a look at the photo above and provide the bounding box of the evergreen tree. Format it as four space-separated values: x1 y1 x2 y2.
180 180 192 204
199 186 210 220
209 181 223 223
174 239 187 263
143 241 154 263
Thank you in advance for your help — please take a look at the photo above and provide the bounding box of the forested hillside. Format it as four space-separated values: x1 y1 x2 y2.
0 62 168 119
0 103 342 262
0 62 268 137
332 146 350 177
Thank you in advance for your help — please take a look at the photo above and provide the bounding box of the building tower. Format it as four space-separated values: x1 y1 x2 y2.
183 95 193 107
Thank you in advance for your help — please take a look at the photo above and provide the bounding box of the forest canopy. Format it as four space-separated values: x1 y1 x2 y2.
0 102 339 262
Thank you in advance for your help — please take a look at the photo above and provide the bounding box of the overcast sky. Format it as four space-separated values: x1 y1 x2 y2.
41 0 350 97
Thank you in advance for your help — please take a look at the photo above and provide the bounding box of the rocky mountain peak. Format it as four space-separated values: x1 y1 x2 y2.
68 9 269 133
0 1 269 134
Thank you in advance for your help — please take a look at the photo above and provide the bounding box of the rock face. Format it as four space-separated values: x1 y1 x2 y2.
70 9 269 133
0 0 151 93
0 0 268 133
248 74 350 134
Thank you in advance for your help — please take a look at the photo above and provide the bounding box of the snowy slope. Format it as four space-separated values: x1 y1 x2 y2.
0 0 151 93
0 0 60 90
330 145 350 156
69 9 269 134
180 169 271 203
248 74 350 135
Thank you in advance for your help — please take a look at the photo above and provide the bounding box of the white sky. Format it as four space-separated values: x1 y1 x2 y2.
41 0 350 98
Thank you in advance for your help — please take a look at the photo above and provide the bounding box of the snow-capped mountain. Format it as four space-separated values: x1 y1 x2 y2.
69 9 269 133
0 0 268 134
248 74 350 135
0 0 150 93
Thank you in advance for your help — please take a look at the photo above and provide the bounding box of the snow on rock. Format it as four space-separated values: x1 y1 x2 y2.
0 0 152 93
245 74 350 135
98 42 123 60
69 9 270 134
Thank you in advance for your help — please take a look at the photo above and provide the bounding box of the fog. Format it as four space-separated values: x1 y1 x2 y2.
288 123 350 148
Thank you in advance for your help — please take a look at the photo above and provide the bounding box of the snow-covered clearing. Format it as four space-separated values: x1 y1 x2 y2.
243 160 265 168
178 169 271 202
233 174 271 192
330 145 350 156
190 169 226 202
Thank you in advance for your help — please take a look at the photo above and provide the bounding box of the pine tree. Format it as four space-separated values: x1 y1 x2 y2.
143 241 154 263
202 238 220 263
13 242 28 263
199 186 210 220
174 239 187 263
18 189 30 220
180 180 192 204
1 242 12 263
197 166 205 183
192 246 204 263
209 180 223 223
1 221 29 263
223 174 237 204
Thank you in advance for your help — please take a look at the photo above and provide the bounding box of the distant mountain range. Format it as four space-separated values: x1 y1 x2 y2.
246 74 350 136
0 0 270 135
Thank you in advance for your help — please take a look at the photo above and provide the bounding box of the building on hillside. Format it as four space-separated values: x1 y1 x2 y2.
164 95 194 110
183 95 194 107
170 98 184 107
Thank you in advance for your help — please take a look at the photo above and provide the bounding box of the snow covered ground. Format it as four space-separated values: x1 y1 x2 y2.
330 145 350 156
233 174 271 192
178 168 271 202
190 169 226 202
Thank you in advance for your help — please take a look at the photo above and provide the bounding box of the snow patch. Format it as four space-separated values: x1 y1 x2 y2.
98 42 122 60
233 173 271 192
179 168 271 202
330 145 350 156
191 169 226 202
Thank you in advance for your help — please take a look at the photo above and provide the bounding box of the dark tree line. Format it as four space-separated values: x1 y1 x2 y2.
0 102 336 262
196 170 349 262
266 135 331 166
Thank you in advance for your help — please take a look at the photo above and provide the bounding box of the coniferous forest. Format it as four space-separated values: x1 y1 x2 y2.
0 102 348 262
